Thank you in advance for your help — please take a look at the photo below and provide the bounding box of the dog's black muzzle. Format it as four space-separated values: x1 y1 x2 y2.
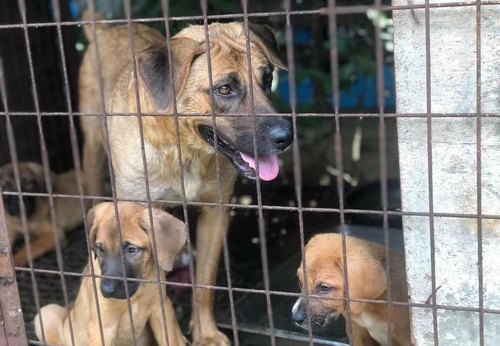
1 182 36 218
100 257 141 299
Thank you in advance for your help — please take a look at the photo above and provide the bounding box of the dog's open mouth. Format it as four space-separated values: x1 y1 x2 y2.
198 125 280 181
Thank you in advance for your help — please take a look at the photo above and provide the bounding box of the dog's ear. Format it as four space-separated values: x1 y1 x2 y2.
346 255 387 315
141 208 187 271
137 38 205 111
85 205 98 248
248 23 287 71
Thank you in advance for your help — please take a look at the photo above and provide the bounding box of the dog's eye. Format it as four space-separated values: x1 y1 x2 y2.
94 244 103 253
21 178 34 191
318 284 333 293
127 246 140 255
265 73 273 86
215 85 232 95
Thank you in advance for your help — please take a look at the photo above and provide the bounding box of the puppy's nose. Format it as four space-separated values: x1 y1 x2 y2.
292 308 306 324
101 279 118 297
292 298 306 324
269 124 293 150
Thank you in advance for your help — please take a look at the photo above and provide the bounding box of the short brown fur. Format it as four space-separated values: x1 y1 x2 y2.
0 162 83 266
79 14 289 345
293 233 412 346
34 202 187 346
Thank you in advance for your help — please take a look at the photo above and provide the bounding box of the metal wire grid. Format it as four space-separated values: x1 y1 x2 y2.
0 0 499 345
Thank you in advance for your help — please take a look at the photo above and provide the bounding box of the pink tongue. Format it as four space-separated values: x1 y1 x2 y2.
240 153 279 181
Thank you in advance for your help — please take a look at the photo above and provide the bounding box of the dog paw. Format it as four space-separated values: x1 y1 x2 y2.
191 331 230 346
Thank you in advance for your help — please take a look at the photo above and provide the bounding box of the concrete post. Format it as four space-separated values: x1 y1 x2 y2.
393 1 500 345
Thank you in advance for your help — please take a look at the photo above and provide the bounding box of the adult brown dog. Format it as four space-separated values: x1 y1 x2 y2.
34 202 187 346
0 162 83 266
292 233 412 346
79 13 292 345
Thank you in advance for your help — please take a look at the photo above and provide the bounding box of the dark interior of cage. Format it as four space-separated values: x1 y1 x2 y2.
1 0 402 345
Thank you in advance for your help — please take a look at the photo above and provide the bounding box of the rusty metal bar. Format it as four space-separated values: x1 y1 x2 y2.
122 0 173 344
475 0 484 344
283 0 314 344
0 194 27 346
325 0 354 340
6 189 500 221
157 0 202 343
373 0 393 344
423 0 440 343
1 2 500 30
2 111 500 118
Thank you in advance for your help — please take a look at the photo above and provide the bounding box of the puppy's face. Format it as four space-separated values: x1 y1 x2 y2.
0 162 46 218
291 234 387 332
292 254 346 331
138 22 292 181
87 202 186 300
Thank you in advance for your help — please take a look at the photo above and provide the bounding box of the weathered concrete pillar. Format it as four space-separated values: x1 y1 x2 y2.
393 1 500 345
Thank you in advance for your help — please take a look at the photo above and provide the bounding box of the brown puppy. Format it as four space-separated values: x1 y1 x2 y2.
0 162 83 266
79 13 291 345
34 202 187 346
292 233 412 346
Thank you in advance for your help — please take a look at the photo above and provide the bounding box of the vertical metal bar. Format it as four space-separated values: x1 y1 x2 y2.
474 0 484 344
47 1 87 344
121 1 172 344
326 0 353 340
423 0 439 344
159 0 202 342
16 1 76 344
282 1 313 344
84 2 138 344
199 0 240 343
48 4 94 328
0 54 42 346
0 193 28 346
373 1 392 344
240 1 275 344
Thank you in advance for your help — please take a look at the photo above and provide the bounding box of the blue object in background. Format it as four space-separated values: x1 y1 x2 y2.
277 63 396 110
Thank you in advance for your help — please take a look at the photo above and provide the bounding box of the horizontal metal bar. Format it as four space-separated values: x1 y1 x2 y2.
2 190 499 220
2 111 500 118
1 2 499 30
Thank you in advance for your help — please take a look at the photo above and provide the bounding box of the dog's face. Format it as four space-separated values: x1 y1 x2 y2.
137 22 292 181
87 202 186 300
291 234 387 332
0 162 47 218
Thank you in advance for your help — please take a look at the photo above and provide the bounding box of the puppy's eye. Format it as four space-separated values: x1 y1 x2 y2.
215 85 232 95
265 73 273 86
127 246 140 255
318 284 333 293
94 243 104 254
21 179 34 191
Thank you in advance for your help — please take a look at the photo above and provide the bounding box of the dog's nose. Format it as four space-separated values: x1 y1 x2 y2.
291 298 306 324
269 124 293 150
292 308 306 324
101 279 118 297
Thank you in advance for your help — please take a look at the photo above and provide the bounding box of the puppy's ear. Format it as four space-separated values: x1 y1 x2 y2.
137 38 205 111
141 208 187 271
248 23 287 71
85 205 99 248
346 255 387 315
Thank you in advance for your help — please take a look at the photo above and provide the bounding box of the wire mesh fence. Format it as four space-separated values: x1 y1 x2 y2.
1 0 499 345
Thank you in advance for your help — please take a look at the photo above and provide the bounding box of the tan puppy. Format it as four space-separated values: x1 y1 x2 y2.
34 202 187 346
0 162 83 266
292 233 412 346
79 13 291 345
